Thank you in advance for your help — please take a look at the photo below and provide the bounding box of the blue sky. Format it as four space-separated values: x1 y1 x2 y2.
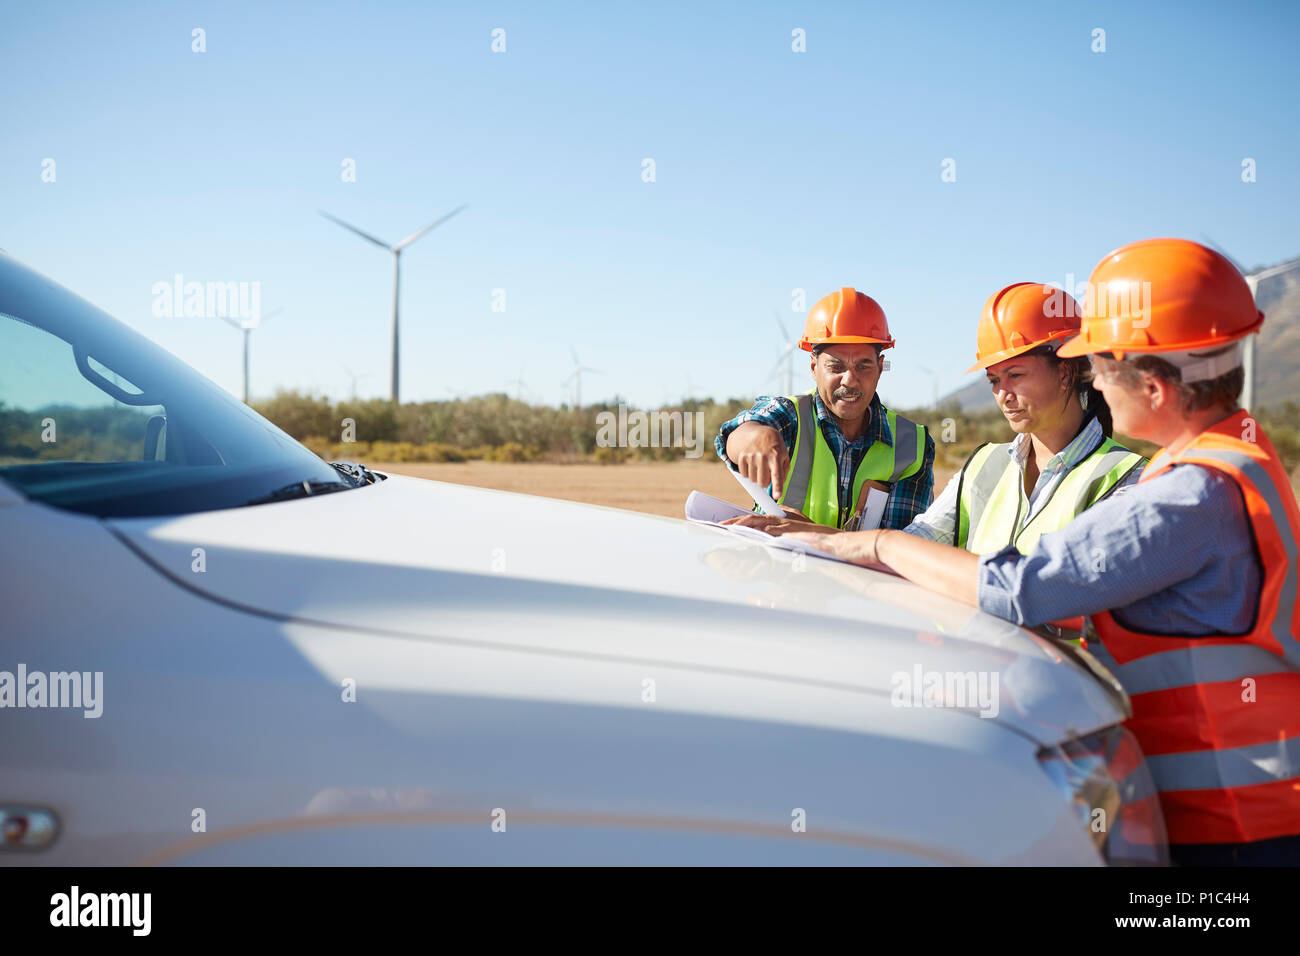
4 0 1298 410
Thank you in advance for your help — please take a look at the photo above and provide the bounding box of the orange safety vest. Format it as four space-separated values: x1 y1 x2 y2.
1087 410 1300 845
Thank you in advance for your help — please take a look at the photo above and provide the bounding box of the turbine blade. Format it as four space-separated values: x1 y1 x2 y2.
249 306 283 330
394 204 468 251
773 309 792 342
1198 234 1248 275
319 210 390 249
217 315 242 330
569 345 580 366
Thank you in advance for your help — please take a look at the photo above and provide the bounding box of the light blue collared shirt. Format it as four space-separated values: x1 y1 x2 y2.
904 416 1141 547
977 462 1260 634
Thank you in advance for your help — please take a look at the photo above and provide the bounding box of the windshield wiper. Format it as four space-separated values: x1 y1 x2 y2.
329 460 381 486
243 479 353 506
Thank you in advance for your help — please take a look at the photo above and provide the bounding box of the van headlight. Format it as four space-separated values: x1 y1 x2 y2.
1037 724 1168 866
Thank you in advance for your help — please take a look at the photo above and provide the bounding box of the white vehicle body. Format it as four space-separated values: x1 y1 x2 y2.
0 255 1165 865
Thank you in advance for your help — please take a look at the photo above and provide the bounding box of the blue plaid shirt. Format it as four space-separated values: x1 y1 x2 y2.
715 391 935 530
978 463 1259 634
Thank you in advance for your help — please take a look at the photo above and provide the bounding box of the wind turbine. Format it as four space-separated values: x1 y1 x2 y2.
1199 235 1300 411
320 204 467 405
508 365 531 402
916 365 940 409
563 346 601 410
219 307 282 404
1239 259 1300 411
341 364 370 401
766 310 798 395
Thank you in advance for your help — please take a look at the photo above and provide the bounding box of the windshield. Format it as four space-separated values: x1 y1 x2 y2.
0 255 347 517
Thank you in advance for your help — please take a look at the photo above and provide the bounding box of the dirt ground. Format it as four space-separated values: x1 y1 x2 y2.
372 460 959 519
372 459 1300 517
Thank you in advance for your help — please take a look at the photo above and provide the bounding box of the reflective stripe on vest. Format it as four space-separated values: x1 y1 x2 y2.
778 392 925 529
1089 410 1300 845
957 435 1144 555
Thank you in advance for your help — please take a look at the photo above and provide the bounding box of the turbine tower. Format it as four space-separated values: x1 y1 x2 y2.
219 307 282 404
1199 234 1299 411
917 365 940 409
508 365 531 402
320 204 467 404
342 364 370 401
767 310 797 395
563 346 601 410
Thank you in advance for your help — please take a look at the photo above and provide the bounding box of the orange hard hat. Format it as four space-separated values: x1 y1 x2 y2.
967 282 1081 373
798 287 895 352
1058 238 1264 359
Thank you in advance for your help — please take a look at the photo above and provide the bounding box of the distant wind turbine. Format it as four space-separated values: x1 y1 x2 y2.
563 346 602 410
916 365 940 409
1199 234 1298 411
1238 260 1300 411
767 310 797 395
342 364 370 401
320 204 467 404
219 307 282 404
509 365 531 402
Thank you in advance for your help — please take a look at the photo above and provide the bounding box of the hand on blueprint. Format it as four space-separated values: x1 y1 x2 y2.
720 509 825 536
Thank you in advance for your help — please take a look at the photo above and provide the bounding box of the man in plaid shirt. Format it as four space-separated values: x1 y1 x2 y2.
715 288 935 531
716 390 935 531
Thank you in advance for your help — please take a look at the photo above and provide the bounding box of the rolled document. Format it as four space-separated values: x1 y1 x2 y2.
729 467 785 516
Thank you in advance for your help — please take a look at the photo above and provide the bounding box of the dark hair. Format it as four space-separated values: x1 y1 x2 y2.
1027 345 1114 437
1113 352 1243 413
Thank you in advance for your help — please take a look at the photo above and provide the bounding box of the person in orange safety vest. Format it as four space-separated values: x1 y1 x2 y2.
778 238 1300 865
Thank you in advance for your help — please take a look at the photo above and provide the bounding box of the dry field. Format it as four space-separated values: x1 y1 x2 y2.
372 459 1299 517
373 460 959 518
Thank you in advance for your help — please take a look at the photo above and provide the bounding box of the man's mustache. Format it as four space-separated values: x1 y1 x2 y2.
833 388 863 401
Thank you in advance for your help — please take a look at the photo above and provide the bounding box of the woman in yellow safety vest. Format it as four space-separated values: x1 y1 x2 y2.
903 281 1145 555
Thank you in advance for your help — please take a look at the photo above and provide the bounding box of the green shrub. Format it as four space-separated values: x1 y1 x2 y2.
254 391 336 441
487 442 535 463
335 398 398 443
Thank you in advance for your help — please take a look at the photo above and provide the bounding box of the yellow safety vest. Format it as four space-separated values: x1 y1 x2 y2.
956 434 1145 554
777 392 927 529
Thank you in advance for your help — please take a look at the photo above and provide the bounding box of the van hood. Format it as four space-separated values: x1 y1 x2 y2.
105 473 1127 745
